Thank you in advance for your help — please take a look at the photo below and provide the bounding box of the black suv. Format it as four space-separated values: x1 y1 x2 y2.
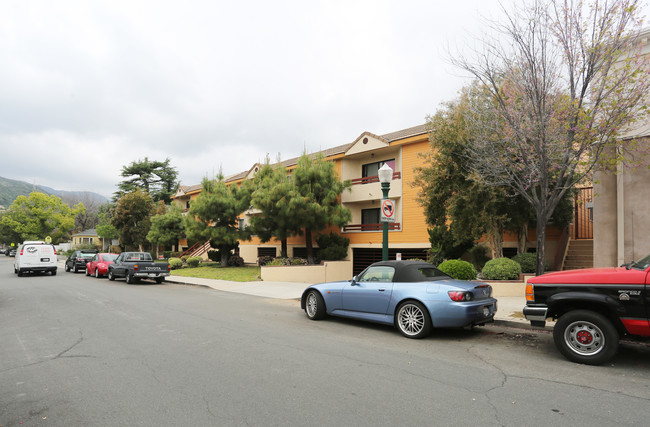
65 249 98 273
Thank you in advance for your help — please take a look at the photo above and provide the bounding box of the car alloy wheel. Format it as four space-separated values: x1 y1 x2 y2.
396 301 432 339
95 268 100 278
305 290 326 320
65 264 70 272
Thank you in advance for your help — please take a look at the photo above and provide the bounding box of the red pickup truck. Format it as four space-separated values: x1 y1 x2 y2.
523 253 650 365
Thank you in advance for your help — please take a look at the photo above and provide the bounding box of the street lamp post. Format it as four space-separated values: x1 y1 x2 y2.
378 163 394 261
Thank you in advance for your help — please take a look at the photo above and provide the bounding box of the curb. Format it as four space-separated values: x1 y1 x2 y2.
491 319 555 331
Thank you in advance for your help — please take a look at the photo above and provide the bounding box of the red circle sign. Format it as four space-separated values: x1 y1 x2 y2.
382 199 394 217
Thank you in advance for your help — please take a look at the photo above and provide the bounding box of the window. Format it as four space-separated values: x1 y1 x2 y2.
362 208 380 224
362 159 395 178
358 266 395 282
258 247 276 257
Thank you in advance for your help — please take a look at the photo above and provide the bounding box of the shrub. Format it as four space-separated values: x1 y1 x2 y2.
163 251 172 259
291 258 308 265
316 233 350 261
228 255 245 267
481 257 522 280
468 245 491 270
181 255 190 263
267 257 290 266
186 256 201 268
438 259 478 280
207 250 220 262
168 257 183 270
258 256 274 266
512 253 548 274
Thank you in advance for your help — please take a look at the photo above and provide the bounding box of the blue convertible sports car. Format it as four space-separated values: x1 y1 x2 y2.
301 260 498 338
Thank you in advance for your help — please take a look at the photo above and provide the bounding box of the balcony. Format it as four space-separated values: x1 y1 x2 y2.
343 223 401 232
349 172 401 185
342 173 402 204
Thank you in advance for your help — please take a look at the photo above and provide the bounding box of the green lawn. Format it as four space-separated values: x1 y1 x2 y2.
170 263 261 282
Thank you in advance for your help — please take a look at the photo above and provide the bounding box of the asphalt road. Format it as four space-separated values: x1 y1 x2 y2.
2 256 650 427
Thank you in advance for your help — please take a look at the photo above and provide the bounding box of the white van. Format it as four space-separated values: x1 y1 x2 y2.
14 241 58 276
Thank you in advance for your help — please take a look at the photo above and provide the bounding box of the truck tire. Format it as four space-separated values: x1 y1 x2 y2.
126 272 136 284
108 270 115 281
553 310 619 365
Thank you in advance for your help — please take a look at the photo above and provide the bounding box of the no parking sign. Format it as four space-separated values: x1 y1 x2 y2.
380 199 396 223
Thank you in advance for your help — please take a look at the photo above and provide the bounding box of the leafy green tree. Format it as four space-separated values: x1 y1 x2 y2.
147 204 185 258
111 189 155 251
114 157 179 203
0 192 84 243
416 88 577 261
249 157 300 258
96 204 119 250
184 176 251 267
415 95 515 259
290 154 351 264
452 0 649 274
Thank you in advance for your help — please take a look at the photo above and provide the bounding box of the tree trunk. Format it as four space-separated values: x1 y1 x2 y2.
305 228 314 264
518 222 528 254
488 229 503 259
535 215 547 276
280 239 288 258
220 248 229 268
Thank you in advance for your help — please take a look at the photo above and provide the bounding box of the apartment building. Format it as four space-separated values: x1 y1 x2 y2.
173 123 574 274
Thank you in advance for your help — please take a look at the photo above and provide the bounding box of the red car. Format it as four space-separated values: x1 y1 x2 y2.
524 253 650 364
86 253 119 278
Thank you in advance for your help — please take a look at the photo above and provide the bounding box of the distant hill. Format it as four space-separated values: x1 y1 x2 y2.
0 176 109 208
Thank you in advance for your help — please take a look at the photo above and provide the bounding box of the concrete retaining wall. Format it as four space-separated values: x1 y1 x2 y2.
484 281 527 297
261 261 353 283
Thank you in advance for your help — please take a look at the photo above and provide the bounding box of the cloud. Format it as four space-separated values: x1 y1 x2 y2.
0 0 541 199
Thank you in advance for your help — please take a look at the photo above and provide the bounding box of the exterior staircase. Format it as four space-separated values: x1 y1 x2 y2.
563 239 593 270
181 241 212 258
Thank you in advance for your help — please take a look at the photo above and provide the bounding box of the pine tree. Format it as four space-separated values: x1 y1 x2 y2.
290 154 351 264
184 176 251 267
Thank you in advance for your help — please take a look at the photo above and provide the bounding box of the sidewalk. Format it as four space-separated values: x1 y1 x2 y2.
166 275 537 328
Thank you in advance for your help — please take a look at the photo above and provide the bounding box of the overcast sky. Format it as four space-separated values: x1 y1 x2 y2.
1 0 647 199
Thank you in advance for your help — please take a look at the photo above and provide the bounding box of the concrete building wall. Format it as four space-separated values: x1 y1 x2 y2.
594 161 650 267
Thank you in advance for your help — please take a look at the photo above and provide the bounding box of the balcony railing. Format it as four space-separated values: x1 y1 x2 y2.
343 223 401 232
349 172 401 186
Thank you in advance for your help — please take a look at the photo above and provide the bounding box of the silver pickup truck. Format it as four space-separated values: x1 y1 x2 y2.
107 252 170 284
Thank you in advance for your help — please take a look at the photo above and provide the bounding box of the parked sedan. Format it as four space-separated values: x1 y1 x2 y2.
86 253 119 278
301 260 497 338
65 249 98 273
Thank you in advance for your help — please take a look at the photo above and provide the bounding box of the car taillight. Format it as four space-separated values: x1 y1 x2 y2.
20 249 24 255
526 284 534 301
134 264 139 271
448 291 473 301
